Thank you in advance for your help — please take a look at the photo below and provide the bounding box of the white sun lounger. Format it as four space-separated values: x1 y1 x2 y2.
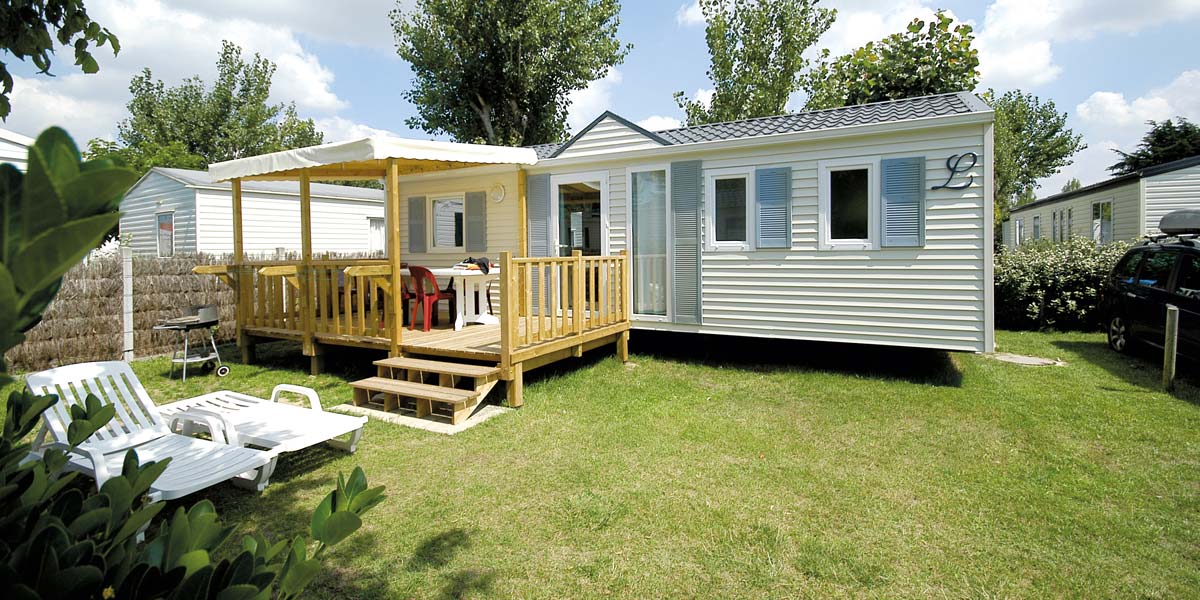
158 385 366 454
26 361 278 501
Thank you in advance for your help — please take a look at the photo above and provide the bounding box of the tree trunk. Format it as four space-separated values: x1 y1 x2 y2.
473 94 498 145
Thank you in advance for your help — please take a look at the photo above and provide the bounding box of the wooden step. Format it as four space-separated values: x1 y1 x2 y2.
349 377 480 425
374 356 499 379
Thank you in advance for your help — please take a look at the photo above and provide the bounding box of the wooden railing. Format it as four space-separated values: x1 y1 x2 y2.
499 250 630 361
230 259 391 340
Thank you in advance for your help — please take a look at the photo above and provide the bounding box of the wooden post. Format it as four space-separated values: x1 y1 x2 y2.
499 251 515 363
231 178 254 363
299 170 316 368
572 250 584 336
386 159 405 356
620 249 631 321
506 362 524 408
517 168 528 258
1163 304 1179 391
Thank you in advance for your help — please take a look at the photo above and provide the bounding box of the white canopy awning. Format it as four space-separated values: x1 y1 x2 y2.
208 135 539 182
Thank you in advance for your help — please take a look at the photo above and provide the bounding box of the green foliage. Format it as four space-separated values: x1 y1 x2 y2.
986 89 1085 235
995 236 1132 330
1061 177 1083 193
391 0 630 146
803 10 978 111
0 0 119 118
1108 117 1200 174
0 127 136 372
0 127 385 599
85 41 324 175
673 0 834 126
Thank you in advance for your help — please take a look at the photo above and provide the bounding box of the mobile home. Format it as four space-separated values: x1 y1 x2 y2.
198 92 995 408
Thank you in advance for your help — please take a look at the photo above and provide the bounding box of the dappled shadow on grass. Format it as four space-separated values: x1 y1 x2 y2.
1053 339 1200 404
407 528 473 571
629 330 963 387
438 568 497 600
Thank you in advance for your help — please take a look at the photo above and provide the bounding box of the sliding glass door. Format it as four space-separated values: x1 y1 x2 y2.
630 168 668 317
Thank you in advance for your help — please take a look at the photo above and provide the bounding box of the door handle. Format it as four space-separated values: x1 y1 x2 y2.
1125 292 1137 298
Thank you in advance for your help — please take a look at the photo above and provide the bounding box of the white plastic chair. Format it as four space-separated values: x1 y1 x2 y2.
158 384 366 454
26 361 278 502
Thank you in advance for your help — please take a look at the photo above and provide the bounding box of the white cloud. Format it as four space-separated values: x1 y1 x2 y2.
636 115 682 131
566 68 623 133
1038 70 1200 192
676 1 705 27
171 0 405 50
314 116 398 142
976 0 1200 89
692 88 715 109
815 1 951 58
5 0 359 144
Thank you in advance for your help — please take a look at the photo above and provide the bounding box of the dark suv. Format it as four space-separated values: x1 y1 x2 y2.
1099 223 1199 359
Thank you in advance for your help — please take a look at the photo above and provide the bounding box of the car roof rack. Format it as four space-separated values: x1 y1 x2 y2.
1139 233 1200 248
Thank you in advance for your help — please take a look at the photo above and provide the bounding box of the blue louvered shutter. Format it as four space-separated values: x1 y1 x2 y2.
408 196 426 253
755 167 791 248
881 157 926 247
465 190 487 253
527 174 551 257
671 160 702 324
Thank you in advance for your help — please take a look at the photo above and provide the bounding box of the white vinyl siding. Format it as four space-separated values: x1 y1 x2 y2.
0 130 30 172
119 171 198 256
555 116 664 159
1144 163 1200 235
533 122 992 353
195 189 383 256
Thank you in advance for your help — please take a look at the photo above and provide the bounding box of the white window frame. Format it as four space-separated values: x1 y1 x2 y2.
367 216 385 254
626 164 672 322
155 210 175 258
705 166 756 252
1092 199 1114 244
428 193 466 253
550 170 610 256
818 157 880 251
1033 215 1041 240
1014 219 1023 246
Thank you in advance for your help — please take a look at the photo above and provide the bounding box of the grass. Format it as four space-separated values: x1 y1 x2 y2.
4 330 1199 598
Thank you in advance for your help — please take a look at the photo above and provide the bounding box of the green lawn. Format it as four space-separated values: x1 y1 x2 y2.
5 330 1199 598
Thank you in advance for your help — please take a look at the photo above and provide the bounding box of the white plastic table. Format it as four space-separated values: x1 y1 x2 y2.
401 267 501 331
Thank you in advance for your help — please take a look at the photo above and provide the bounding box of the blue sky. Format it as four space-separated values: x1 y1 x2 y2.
5 0 1200 194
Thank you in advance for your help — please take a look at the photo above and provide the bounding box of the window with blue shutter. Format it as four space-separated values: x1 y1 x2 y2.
880 157 925 247
465 190 487 252
755 167 791 248
408 196 426 253
671 160 702 324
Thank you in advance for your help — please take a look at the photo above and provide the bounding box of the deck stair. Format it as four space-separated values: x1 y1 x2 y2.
350 357 501 425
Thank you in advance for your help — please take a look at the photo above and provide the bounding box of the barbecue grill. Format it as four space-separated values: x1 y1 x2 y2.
153 304 229 380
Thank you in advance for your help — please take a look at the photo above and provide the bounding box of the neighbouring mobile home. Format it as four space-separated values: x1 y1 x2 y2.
1002 155 1200 247
0 127 32 172
119 167 386 257
196 92 995 408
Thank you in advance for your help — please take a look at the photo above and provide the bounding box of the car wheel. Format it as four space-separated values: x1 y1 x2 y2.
1108 315 1133 353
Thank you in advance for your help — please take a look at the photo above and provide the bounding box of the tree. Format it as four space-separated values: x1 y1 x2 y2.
802 10 978 111
1109 117 1200 174
986 89 1085 227
1061 177 1082 193
86 41 323 175
0 0 119 118
391 0 629 146
673 0 834 126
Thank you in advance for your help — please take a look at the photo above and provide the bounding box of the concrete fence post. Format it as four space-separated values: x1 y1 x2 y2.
122 247 134 362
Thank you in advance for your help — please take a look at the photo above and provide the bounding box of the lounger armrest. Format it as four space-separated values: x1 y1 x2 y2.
270 384 322 412
170 408 242 447
45 442 112 488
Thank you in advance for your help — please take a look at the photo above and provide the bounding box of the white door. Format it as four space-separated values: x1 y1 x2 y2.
550 172 609 257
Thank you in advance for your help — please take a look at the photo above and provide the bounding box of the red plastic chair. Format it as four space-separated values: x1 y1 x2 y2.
408 266 456 332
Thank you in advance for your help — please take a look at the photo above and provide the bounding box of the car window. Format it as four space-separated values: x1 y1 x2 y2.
1175 255 1200 299
1137 251 1177 291
1112 251 1143 284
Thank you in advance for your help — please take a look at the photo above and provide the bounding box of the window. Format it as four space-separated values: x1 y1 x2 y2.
1175 256 1200 299
1013 219 1023 246
1067 208 1073 239
156 212 174 257
367 217 385 254
818 157 879 250
706 167 754 250
1092 200 1113 243
431 196 464 249
1137 251 1176 291
1112 251 1143 285
1052 211 1059 241
630 168 668 317
1033 215 1041 240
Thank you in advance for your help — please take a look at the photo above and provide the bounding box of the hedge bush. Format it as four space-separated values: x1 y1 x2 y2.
995 236 1133 330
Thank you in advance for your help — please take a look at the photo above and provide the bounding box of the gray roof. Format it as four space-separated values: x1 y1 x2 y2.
154 167 384 201
1011 153 1200 214
530 92 988 159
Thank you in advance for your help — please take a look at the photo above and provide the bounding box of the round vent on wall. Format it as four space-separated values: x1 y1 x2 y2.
488 183 506 203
